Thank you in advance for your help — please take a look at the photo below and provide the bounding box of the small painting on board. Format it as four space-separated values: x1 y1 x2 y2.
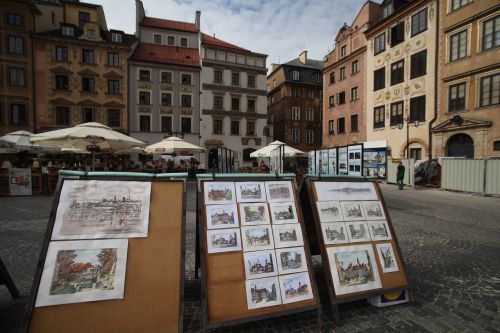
279 272 314 304
265 181 294 202
314 181 378 201
206 204 239 229
269 202 298 224
316 201 344 222
376 243 399 273
245 277 282 309
244 250 278 280
235 182 267 203
275 247 307 275
321 222 349 245
35 239 128 307
327 244 382 296
346 221 371 243
272 224 304 248
362 201 386 220
368 220 392 241
241 225 275 252
204 182 236 205
207 228 242 253
239 203 270 226
340 201 365 221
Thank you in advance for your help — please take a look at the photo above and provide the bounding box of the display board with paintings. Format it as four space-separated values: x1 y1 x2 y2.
302 178 410 323
24 176 186 333
199 178 320 330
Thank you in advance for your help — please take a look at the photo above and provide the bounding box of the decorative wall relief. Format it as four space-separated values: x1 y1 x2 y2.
429 3 434 21
375 93 383 103
404 85 410 96
385 91 391 101
411 80 425 96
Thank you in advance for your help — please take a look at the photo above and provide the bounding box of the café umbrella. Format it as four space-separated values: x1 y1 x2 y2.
145 137 204 155
250 140 305 158
0 131 59 153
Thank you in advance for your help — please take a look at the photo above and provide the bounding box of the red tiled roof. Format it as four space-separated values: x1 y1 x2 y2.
201 33 248 51
141 16 198 33
129 43 200 67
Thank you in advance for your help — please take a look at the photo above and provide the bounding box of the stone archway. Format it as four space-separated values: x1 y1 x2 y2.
399 137 429 158
446 133 474 158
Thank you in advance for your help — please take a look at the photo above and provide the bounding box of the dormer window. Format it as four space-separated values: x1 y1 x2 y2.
61 25 74 37
111 33 122 43
87 29 97 40
292 70 300 81
382 1 393 19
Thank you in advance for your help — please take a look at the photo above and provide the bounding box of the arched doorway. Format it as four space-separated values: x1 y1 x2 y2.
446 133 474 158
208 148 218 169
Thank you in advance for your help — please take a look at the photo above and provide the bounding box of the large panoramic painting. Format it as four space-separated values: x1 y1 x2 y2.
52 180 151 240
314 181 378 202
35 239 128 307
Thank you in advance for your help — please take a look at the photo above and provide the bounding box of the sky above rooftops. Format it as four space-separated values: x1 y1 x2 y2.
86 0 380 71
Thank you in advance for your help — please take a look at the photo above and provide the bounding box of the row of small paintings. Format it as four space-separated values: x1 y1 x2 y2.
321 220 392 244
207 224 304 253
207 202 297 229
327 243 399 296
316 200 386 222
205 181 294 204
244 247 307 280
245 272 314 309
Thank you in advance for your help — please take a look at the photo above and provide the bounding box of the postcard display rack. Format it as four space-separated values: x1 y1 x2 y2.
24 175 186 333
199 177 320 331
302 178 411 324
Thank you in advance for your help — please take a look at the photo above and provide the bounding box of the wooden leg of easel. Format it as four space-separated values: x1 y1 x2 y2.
332 302 341 326
195 209 200 279
317 305 324 332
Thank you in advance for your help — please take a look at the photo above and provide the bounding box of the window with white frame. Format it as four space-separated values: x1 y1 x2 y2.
291 129 300 142
154 34 161 44
374 32 386 55
291 107 300 120
306 108 313 121
450 0 470 12
482 15 500 51
351 86 359 101
328 120 334 134
411 8 428 37
340 45 347 57
167 36 175 45
448 82 466 112
306 130 314 144
449 29 468 62
181 73 192 85
292 70 300 81
181 94 192 108
111 33 122 43
479 73 500 107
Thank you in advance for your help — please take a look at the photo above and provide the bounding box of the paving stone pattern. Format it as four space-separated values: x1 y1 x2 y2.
1 183 499 332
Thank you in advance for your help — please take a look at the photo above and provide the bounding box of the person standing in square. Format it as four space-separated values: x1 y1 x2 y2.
397 162 405 190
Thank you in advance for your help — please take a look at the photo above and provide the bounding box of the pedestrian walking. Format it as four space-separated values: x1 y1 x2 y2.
397 162 405 190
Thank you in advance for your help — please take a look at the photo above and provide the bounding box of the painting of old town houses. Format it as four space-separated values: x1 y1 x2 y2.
265 181 294 202
272 224 304 248
269 202 298 224
244 250 278 279
236 182 267 202
340 201 365 221
245 276 282 309
207 228 242 253
240 203 270 226
321 222 349 245
35 239 128 307
204 182 236 205
327 245 381 296
279 272 313 304
376 243 399 273
346 221 371 243
242 225 274 252
368 220 392 241
314 181 378 202
275 247 307 274
362 201 386 220
316 201 344 222
206 204 239 229
52 180 151 240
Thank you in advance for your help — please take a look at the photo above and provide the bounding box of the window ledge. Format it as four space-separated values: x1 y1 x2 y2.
476 104 500 111
373 127 385 131
447 55 471 65
477 46 500 56
410 73 426 80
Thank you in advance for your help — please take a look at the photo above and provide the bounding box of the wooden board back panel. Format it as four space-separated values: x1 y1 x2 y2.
28 181 184 333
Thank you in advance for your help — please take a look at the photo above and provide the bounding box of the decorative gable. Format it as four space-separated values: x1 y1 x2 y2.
432 115 492 133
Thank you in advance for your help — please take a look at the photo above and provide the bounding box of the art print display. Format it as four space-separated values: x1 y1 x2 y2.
245 276 282 309
35 239 128 307
346 221 371 242
308 151 316 175
320 149 329 175
206 204 239 229
275 247 307 275
340 201 365 221
52 180 151 240
204 181 236 205
338 147 348 175
265 181 294 202
314 181 378 202
376 243 399 273
327 244 382 296
368 220 392 241
243 250 278 280
9 168 32 196
269 202 298 224
239 203 270 226
362 201 386 220
328 148 337 175
316 201 344 222
279 272 314 304
207 228 242 253
321 222 349 245
347 145 362 177
272 224 304 248
235 182 267 203
241 225 275 252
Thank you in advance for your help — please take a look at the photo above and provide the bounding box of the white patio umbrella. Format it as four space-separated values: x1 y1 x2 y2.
0 130 59 153
145 137 204 154
250 140 305 158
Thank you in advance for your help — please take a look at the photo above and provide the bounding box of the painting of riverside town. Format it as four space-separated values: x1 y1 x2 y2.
316 201 344 222
265 181 294 202
321 222 348 244
204 182 236 204
346 221 371 242
245 277 282 309
328 245 381 295
376 243 399 273
240 203 270 225
280 272 313 304
206 204 239 229
269 202 298 224
276 247 307 274
236 182 266 202
362 201 386 220
273 224 304 248
340 201 365 221
53 180 151 239
244 250 277 279
315 181 378 201
242 226 274 251
368 220 392 241
207 228 241 253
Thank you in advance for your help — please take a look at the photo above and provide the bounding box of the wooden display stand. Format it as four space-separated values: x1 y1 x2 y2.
23 173 187 333
198 175 321 332
301 176 412 324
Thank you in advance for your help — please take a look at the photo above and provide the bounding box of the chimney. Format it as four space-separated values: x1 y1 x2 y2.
299 50 308 64
195 10 201 31
135 0 145 38
271 63 279 71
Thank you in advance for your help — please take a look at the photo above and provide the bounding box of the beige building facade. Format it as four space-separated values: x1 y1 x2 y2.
432 0 500 158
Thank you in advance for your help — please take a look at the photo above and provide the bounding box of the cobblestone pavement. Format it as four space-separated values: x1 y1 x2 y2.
1 183 499 332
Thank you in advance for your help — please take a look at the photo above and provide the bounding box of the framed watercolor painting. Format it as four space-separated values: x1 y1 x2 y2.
245 276 282 309
243 250 278 280
272 224 304 248
265 181 294 203
207 228 242 254
376 243 399 273
279 272 314 304
340 201 365 221
235 182 267 203
275 247 307 275
315 201 344 222
367 220 392 241
346 221 371 243
320 222 349 245
362 201 386 220
241 225 275 252
239 202 271 226
269 202 298 224
206 204 239 229
204 182 236 205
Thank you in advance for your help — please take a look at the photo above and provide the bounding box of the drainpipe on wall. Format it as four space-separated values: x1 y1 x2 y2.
428 0 440 159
